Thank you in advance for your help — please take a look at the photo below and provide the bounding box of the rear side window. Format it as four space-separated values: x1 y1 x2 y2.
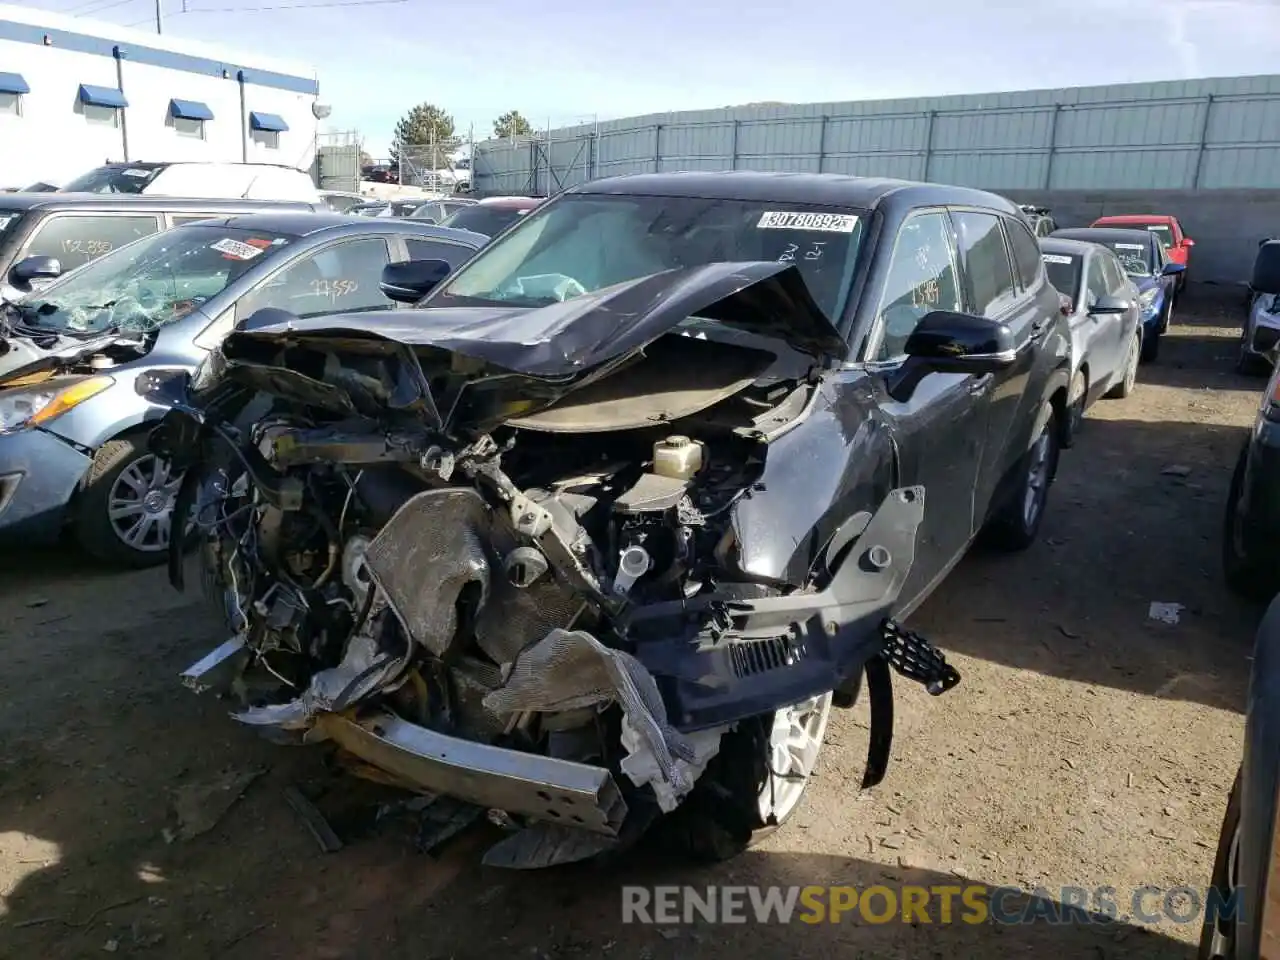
24 214 161 270
952 211 1017 317
1006 217 1043 291
404 237 477 271
1041 252 1081 302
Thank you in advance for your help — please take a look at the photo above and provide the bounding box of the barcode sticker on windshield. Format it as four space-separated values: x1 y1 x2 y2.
1042 254 1074 265
210 238 266 260
123 168 152 178
1115 243 1146 250
757 211 859 233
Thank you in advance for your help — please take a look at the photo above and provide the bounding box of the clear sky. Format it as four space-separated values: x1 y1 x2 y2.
22 0 1280 156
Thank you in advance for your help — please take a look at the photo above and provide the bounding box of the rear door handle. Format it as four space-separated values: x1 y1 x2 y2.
968 373 993 395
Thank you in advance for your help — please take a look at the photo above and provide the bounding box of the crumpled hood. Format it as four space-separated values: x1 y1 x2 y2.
229 260 849 377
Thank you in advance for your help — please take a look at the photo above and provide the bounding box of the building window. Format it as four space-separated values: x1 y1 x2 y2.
0 72 28 116
77 85 127 128
248 111 288 150
83 103 121 127
0 92 19 117
173 116 205 139
168 99 212 140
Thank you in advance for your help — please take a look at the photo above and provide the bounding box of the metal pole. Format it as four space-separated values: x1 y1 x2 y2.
115 51 129 161
653 124 661 173
816 115 827 173
155 0 162 33
922 110 936 181
1044 104 1062 190
1192 94 1215 190
730 120 739 171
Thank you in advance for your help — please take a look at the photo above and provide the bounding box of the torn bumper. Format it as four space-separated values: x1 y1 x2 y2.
311 712 628 836
625 486 926 731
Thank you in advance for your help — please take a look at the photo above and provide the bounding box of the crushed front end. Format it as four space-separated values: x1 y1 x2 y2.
150 273 961 867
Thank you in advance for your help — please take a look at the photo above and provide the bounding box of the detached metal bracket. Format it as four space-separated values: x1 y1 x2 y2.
860 619 960 790
881 619 961 695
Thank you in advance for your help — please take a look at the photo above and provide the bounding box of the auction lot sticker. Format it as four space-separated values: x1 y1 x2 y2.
211 238 266 260
1042 254 1074 264
757 211 859 232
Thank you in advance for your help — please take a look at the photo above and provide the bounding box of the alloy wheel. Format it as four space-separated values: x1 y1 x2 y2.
1023 428 1053 529
107 454 181 553
758 692 833 824
1123 335 1139 395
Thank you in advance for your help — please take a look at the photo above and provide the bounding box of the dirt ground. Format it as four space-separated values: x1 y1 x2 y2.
0 287 1267 959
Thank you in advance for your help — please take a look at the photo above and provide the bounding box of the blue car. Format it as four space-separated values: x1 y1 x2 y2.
1049 226 1185 362
0 213 486 565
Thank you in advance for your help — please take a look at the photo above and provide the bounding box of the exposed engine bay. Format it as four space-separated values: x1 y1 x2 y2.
150 264 959 867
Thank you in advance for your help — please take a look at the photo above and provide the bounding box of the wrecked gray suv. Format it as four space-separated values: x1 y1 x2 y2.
143 172 1072 868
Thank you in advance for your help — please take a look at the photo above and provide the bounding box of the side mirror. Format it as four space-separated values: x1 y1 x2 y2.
1182 237 1195 248
1162 262 1187 277
1089 294 1131 315
380 258 452 304
9 255 62 286
888 311 1017 402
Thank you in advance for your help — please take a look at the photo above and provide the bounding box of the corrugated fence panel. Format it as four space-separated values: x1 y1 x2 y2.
471 74 1280 194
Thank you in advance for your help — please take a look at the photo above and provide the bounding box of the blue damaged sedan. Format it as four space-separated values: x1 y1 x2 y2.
0 213 484 565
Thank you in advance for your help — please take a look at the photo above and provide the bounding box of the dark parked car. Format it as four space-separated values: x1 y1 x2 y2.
1050 226 1185 361
0 215 486 565
0 194 319 302
144 171 1074 868
1223 244 1280 599
1199 593 1280 959
437 195 541 235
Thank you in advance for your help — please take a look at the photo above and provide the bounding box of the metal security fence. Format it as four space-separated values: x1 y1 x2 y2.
472 75 1280 195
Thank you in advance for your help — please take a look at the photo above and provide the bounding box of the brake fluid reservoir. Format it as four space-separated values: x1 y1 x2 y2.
652 435 704 480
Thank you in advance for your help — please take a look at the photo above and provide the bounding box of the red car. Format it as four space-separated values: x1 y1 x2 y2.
1090 214 1194 290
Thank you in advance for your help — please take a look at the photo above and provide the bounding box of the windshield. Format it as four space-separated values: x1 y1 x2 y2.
438 204 532 236
61 165 163 194
1042 252 1082 301
1094 238 1152 276
18 224 296 335
433 194 867 321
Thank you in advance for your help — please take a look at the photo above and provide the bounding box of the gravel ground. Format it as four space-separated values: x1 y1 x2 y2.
0 286 1266 959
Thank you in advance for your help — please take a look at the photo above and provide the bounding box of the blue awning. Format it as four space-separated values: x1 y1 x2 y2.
169 98 213 121
248 111 288 132
78 84 127 108
0 72 29 95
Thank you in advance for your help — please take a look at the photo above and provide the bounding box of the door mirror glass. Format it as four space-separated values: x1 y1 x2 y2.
1089 294 1131 315
1182 237 1195 247
903 310 1016 366
380 258 453 303
9 255 62 285
888 310 1017 402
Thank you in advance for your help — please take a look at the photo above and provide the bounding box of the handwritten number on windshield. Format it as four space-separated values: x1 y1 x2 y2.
62 239 113 256
778 242 827 264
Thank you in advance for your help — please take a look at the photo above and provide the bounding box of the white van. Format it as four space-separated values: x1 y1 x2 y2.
58 162 321 203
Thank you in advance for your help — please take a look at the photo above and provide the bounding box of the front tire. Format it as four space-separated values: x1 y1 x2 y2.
1198 768 1241 959
1062 370 1086 448
983 405 1061 552
1222 446 1277 601
660 693 832 862
73 432 180 568
1105 332 1140 399
1141 327 1161 363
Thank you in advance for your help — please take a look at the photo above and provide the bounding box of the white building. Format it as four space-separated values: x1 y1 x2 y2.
0 3 320 189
